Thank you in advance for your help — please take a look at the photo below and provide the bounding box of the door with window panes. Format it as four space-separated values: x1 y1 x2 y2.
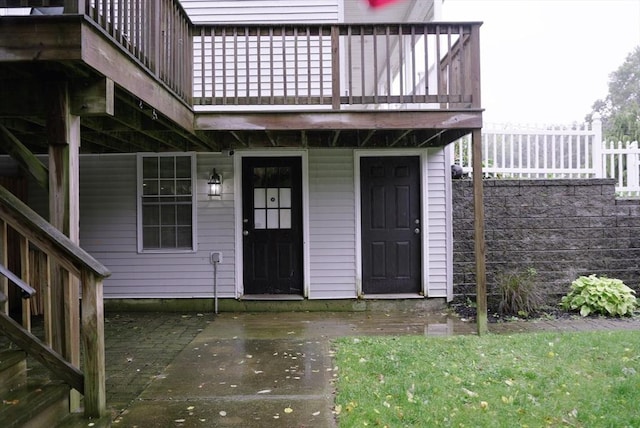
242 157 302 295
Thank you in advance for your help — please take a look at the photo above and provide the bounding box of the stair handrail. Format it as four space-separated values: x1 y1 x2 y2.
0 184 110 417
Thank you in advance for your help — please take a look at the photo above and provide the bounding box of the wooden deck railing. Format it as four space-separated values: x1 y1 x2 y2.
0 185 111 418
3 2 480 112
191 22 481 110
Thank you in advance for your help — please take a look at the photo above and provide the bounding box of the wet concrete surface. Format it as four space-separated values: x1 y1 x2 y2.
109 311 640 427
112 311 473 427
4 309 640 427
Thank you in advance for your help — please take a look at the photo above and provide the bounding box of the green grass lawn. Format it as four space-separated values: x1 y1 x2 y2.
334 330 640 427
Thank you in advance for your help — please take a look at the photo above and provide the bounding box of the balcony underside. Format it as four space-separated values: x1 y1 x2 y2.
0 16 482 154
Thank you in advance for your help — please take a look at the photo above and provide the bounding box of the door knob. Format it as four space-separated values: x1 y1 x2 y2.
414 228 420 235
243 230 249 236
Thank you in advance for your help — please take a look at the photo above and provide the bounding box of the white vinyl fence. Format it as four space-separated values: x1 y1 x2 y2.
453 117 640 197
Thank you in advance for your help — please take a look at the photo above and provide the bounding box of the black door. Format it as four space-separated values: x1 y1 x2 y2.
361 156 421 294
242 157 303 295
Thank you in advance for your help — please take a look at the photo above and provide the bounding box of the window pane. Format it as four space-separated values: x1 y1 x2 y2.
280 188 291 208
267 209 279 229
253 167 265 187
175 179 191 195
280 209 291 229
266 188 279 208
143 157 158 179
254 209 266 229
254 188 266 208
160 226 176 247
176 226 193 247
265 167 278 187
159 180 175 195
160 205 176 225
279 167 291 187
143 179 158 195
143 205 159 226
175 156 191 178
176 205 192 225
143 226 160 248
160 157 174 178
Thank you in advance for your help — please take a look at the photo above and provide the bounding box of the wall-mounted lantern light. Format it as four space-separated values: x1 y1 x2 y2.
208 169 222 197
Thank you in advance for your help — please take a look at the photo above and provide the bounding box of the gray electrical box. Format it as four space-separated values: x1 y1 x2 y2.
210 252 223 264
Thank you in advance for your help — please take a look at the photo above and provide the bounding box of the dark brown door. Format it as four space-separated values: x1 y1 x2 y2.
361 156 421 294
242 157 303 295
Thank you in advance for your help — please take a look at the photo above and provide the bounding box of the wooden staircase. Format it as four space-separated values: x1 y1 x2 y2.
0 184 111 427
0 349 70 428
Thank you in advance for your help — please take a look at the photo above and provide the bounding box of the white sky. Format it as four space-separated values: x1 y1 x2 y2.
443 0 640 125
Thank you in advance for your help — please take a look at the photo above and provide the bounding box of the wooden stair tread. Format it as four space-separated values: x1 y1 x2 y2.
0 350 27 397
0 381 70 428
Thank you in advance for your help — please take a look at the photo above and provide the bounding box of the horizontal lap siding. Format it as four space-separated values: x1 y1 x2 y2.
181 0 340 23
308 149 357 299
78 154 236 299
426 148 450 298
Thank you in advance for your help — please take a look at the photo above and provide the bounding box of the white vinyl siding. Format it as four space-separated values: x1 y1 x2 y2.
26 145 451 301
78 153 236 299
425 147 451 298
308 148 357 299
180 0 340 24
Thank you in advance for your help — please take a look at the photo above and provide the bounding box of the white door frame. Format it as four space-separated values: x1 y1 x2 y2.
354 149 429 297
233 150 310 298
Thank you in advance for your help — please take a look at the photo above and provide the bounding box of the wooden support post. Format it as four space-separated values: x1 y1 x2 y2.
19 235 31 331
472 128 488 335
81 270 106 417
47 79 82 410
0 220 6 315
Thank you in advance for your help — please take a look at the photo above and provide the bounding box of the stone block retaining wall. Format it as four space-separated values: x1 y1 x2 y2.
452 179 640 302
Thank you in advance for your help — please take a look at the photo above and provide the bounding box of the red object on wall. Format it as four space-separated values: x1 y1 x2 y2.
367 0 403 8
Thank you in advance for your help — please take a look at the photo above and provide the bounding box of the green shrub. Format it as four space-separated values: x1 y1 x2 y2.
496 267 544 317
560 275 637 317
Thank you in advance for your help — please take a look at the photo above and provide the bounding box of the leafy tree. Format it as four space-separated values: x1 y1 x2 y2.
587 46 640 142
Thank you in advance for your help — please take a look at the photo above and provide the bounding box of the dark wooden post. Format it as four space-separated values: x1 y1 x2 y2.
472 128 487 335
0 220 6 315
468 24 487 335
47 79 82 409
81 270 106 417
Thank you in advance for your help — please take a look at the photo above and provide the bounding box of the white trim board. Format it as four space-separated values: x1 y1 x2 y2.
233 150 310 298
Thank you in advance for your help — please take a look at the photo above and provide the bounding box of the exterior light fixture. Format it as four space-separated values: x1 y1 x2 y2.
208 169 222 197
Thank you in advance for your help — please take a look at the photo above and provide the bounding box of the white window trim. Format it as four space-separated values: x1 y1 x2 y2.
136 152 198 254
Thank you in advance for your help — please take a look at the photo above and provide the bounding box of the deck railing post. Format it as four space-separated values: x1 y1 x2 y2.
469 24 481 109
331 25 341 110
63 0 84 14
81 269 106 418
149 0 162 77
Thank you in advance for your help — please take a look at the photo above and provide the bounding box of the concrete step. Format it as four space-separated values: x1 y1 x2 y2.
0 381 70 428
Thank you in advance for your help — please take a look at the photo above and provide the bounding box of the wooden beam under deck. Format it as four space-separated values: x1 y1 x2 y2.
195 110 482 132
0 15 194 137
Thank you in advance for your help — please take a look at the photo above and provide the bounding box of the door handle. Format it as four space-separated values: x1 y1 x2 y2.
414 228 420 235
243 230 249 236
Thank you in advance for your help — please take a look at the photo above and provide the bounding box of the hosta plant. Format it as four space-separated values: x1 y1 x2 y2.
560 275 637 317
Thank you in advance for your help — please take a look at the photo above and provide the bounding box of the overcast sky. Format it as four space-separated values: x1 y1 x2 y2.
443 0 640 126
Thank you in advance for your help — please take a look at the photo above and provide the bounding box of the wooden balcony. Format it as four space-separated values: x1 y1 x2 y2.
0 0 482 151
